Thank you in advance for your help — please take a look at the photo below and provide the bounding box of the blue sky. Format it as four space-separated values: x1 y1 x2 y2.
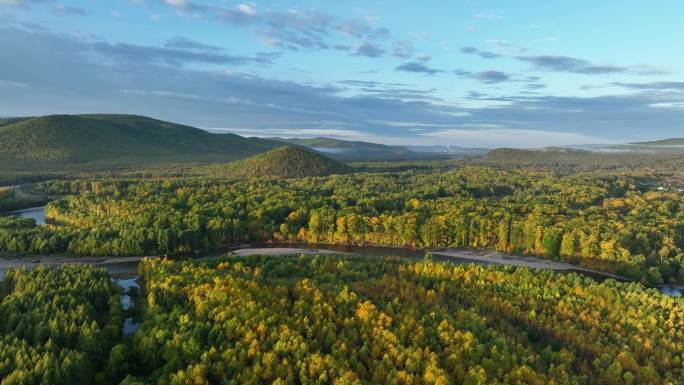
1 0 683 147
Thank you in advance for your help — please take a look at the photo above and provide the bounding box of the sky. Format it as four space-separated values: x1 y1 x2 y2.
1 1 683 148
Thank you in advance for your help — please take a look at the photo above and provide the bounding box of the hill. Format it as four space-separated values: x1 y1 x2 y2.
0 117 27 127
0 114 281 171
484 147 589 161
207 146 352 178
632 138 684 146
272 137 429 161
481 147 684 173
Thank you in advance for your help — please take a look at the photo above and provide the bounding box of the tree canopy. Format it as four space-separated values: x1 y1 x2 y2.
119 254 684 385
0 265 123 385
3 167 683 284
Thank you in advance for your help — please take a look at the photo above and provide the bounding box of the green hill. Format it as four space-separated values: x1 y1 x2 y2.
272 137 425 160
0 114 280 170
208 146 352 178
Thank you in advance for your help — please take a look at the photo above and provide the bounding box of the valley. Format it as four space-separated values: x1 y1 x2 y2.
4 2 684 383
3 114 684 384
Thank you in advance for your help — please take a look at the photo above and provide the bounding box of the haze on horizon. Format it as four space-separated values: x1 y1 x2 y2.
1 0 683 148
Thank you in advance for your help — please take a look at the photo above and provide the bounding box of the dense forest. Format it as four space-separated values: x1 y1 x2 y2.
116 254 684 384
0 169 675 281
1 166 684 284
4 255 682 384
0 266 123 384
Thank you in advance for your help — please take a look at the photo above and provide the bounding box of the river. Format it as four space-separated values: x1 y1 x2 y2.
115 277 140 336
0 243 681 297
5 206 47 225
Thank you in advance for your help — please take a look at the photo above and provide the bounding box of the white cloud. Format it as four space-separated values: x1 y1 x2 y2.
649 102 684 109
372 121 455 128
473 13 503 21
120 89 201 100
0 79 28 88
3 26 684 146
164 0 191 9
236 3 257 16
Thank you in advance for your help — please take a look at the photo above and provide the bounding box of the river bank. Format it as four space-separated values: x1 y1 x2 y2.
0 244 681 296
0 247 351 280
0 256 147 280
231 247 351 256
1 184 59 222
429 250 629 281
3 206 48 224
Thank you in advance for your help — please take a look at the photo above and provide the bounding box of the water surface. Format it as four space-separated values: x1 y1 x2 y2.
114 277 140 336
7 206 47 225
658 285 682 297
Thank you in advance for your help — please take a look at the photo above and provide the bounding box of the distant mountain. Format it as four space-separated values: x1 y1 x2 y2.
272 137 428 161
482 148 592 166
631 138 684 146
407 145 489 156
0 114 281 170
0 117 27 128
207 146 352 178
478 147 684 173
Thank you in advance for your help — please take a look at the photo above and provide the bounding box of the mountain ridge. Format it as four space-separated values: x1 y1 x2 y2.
0 113 483 175
631 138 684 146
0 114 282 170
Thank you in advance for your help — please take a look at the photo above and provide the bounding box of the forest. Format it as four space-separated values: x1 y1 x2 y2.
2 255 682 384
0 265 123 384
1 166 683 284
104 254 684 384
